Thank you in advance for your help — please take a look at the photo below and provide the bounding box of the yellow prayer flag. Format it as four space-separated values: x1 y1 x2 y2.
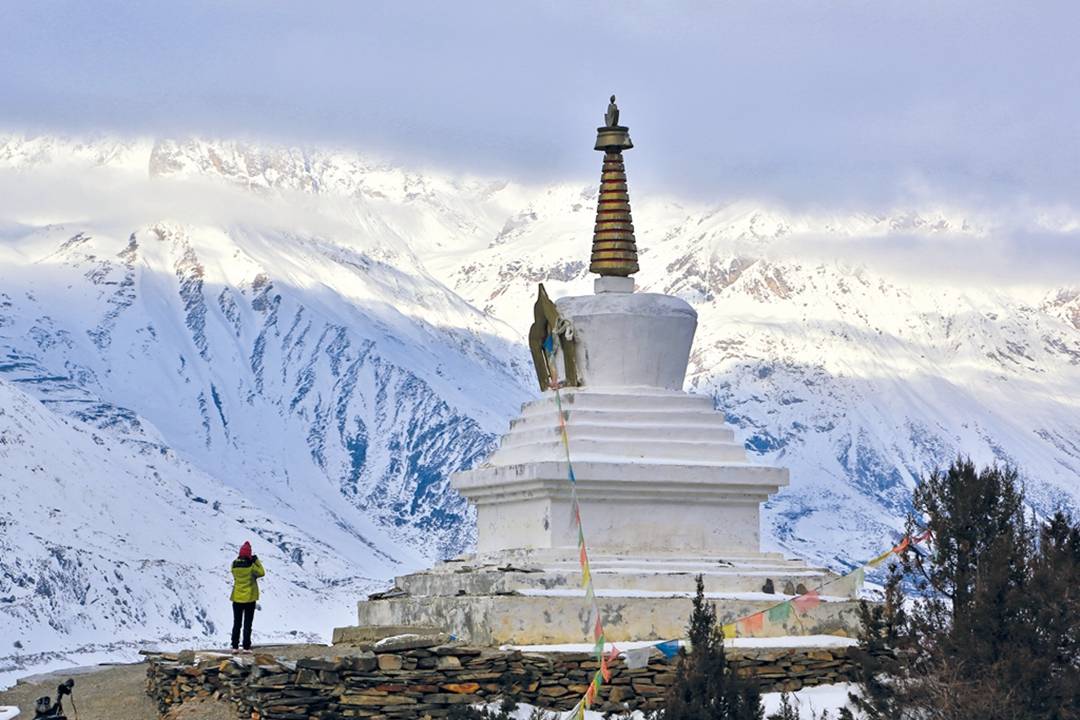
867 549 894 567
722 623 737 639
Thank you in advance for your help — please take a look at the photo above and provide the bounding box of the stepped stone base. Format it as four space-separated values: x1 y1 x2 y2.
343 549 863 646
455 389 788 556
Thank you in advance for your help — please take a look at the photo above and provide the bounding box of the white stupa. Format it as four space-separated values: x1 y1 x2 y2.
341 100 860 646
457 285 787 558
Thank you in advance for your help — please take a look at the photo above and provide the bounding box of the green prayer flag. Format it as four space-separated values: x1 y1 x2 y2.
767 601 792 623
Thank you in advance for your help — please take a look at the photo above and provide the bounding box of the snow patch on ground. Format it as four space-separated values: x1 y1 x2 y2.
481 683 857 718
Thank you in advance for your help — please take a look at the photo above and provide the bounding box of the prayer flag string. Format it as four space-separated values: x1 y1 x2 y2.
614 528 933 669
544 334 612 713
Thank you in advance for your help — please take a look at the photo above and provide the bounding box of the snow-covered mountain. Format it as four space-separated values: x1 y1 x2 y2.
1 134 1078 675
0 135 533 677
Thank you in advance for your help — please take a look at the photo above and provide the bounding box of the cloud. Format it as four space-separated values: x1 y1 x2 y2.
2 140 1077 294
0 162 393 260
2 2 1079 208
764 212 1080 289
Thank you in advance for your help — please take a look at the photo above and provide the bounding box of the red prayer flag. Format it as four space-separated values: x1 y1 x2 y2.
738 612 764 635
606 645 621 664
792 589 821 614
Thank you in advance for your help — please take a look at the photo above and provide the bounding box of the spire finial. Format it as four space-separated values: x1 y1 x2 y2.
590 96 638 278
605 95 619 127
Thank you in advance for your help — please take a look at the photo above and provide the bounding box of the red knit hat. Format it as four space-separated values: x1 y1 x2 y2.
239 541 252 559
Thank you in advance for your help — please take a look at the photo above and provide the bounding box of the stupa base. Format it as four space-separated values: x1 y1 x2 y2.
342 550 864 646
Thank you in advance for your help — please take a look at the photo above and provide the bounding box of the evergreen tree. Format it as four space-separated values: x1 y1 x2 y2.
844 458 1080 720
839 563 911 720
904 458 1033 671
658 575 763 720
766 693 800 720
1021 510 1080 715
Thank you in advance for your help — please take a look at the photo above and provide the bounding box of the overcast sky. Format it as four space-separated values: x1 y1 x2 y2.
3 1 1080 210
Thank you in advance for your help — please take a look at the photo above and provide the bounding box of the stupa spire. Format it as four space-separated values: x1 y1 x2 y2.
590 95 639 278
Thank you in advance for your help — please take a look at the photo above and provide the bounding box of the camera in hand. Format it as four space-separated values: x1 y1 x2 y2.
33 678 74 719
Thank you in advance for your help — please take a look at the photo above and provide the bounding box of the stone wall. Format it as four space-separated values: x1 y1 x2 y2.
145 638 859 718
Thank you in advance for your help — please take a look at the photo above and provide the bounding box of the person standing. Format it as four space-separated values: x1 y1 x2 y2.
230 541 264 653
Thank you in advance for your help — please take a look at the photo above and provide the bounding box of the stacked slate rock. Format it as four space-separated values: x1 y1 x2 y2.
144 638 859 718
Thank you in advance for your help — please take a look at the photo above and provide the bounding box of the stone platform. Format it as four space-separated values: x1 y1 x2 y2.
146 637 862 718
341 550 863 646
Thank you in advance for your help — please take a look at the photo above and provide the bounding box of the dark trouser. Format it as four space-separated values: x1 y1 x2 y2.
231 601 256 649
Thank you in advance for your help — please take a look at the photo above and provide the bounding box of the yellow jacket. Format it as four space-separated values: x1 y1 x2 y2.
230 557 265 603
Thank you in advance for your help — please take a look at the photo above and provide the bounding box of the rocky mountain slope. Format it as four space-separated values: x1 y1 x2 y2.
1 134 1078 675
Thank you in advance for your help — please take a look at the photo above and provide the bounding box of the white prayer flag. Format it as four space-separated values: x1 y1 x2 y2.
623 646 653 669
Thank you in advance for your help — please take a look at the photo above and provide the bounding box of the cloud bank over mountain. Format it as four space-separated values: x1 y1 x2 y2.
2 133 1078 290
3 2 1080 209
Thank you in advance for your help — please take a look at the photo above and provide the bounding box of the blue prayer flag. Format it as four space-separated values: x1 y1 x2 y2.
656 640 680 658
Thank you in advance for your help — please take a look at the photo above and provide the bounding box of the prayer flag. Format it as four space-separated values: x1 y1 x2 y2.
721 623 737 639
867 548 894 567
656 640 681 658
830 567 865 598
792 589 821 614
767 601 792 624
738 612 764 635
601 656 612 682
853 566 866 593
892 536 911 554
623 646 652 669
586 604 600 634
